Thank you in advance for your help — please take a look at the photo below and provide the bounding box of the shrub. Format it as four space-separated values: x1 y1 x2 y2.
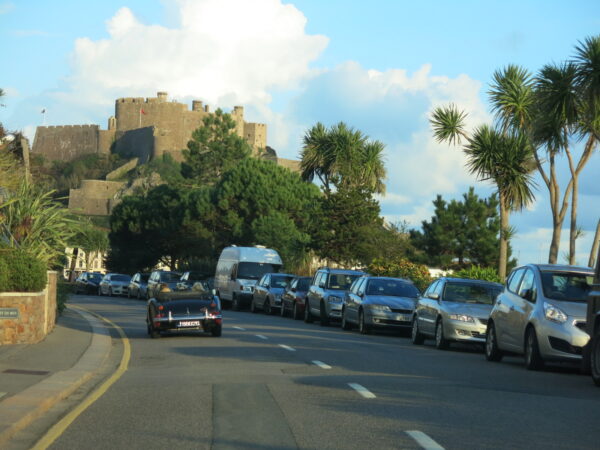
367 257 433 292
56 281 71 315
0 248 47 292
453 265 502 283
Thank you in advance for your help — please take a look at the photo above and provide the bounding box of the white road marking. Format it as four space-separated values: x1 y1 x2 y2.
278 344 296 351
312 360 332 369
348 383 376 399
233 326 246 331
406 430 445 450
255 334 268 340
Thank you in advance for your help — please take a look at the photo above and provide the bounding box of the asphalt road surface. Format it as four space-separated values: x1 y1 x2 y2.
47 295 600 449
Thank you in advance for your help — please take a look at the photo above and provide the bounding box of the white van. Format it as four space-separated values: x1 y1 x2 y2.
214 246 283 310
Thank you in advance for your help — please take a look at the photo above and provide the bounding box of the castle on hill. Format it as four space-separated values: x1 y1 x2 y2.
32 91 267 163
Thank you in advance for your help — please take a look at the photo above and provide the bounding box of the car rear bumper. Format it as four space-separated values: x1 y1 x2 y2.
153 313 222 331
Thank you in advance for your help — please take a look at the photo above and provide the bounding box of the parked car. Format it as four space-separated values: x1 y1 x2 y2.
146 289 222 338
128 272 149 299
74 272 103 295
281 276 312 320
586 247 600 385
250 273 295 314
342 276 420 334
214 245 283 309
412 277 503 349
98 273 132 297
485 264 594 370
305 267 366 326
147 270 182 299
176 271 212 292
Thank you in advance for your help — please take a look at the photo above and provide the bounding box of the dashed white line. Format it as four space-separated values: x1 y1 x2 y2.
406 431 445 450
278 344 296 351
348 383 376 399
312 360 332 369
255 334 268 340
233 326 246 331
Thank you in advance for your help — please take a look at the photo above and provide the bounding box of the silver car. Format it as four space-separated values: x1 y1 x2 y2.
342 276 419 334
412 277 503 349
485 264 594 370
98 273 132 297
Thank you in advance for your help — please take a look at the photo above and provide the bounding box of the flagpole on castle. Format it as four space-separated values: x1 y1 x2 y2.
41 108 46 126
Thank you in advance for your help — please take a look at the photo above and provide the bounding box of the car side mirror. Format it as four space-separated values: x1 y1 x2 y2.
429 293 440 300
521 289 535 302
291 287 297 292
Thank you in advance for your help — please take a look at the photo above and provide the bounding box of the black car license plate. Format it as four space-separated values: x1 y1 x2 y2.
178 320 201 327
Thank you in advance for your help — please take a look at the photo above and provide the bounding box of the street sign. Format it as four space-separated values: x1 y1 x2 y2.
0 308 19 319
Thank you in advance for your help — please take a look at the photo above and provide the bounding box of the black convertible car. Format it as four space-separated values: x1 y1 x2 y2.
146 290 222 338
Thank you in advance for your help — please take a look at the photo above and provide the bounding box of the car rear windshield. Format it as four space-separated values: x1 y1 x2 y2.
297 278 311 291
113 275 131 282
366 279 419 298
238 262 280 280
327 273 361 290
443 282 502 304
272 275 294 288
541 271 593 302
89 273 103 281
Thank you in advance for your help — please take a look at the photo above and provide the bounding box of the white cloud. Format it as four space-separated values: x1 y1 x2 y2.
0 2 14 15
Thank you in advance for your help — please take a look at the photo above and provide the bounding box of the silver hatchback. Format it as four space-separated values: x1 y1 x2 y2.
485 264 594 370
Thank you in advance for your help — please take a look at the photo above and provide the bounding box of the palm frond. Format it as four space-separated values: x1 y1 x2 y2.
430 104 468 145
488 64 534 133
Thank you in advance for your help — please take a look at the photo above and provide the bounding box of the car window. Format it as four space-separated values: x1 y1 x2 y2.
258 275 267 286
540 271 593 302
442 282 501 305
518 269 536 302
432 281 444 297
366 279 419 298
355 278 366 295
315 272 326 287
297 278 311 291
327 273 360 290
140 274 149 282
113 275 131 282
272 275 294 288
508 269 525 293
423 281 437 297
161 272 181 282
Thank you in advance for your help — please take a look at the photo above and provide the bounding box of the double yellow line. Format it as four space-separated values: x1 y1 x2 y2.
33 308 131 449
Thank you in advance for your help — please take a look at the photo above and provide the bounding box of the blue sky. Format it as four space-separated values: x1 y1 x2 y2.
1 0 599 266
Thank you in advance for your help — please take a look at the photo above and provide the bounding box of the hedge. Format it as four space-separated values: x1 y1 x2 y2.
367 257 433 292
0 248 47 292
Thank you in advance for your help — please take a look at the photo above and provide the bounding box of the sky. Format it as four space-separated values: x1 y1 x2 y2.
1 0 599 267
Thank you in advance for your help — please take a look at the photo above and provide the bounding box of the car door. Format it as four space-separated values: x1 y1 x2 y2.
346 277 365 323
496 268 525 350
282 278 297 309
507 268 537 353
421 280 442 336
308 272 325 315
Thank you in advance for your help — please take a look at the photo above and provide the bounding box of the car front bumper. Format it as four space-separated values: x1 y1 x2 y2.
445 320 488 343
365 310 413 328
536 318 590 361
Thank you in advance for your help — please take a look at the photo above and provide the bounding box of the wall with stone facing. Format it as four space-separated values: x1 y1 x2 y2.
113 127 155 164
31 125 106 162
0 271 57 345
68 180 125 216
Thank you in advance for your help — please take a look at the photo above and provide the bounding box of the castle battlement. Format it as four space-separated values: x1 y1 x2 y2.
40 124 99 130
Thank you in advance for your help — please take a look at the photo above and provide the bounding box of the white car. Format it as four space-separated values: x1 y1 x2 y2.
98 273 132 297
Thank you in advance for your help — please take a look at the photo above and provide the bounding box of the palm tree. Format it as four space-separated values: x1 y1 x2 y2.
300 122 386 195
431 109 535 280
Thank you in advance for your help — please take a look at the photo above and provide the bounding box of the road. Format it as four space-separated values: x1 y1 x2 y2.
46 295 600 449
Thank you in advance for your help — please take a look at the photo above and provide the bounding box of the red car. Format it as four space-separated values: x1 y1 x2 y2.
280 276 312 320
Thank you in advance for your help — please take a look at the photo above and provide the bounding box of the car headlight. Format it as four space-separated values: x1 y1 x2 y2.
369 304 391 312
449 314 474 322
544 302 567 323
328 295 343 304
242 285 254 292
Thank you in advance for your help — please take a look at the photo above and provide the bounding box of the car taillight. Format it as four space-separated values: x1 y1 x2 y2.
215 318 222 325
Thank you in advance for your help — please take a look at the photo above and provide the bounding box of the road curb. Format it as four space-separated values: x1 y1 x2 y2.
0 307 112 447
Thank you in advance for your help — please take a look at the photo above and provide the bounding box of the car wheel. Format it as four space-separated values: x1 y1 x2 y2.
293 303 301 320
211 325 222 337
591 329 600 386
304 300 313 323
280 301 286 317
98 287 102 296
250 298 257 313
341 308 352 331
232 295 240 311
319 301 329 327
108 287 113 297
358 309 370 335
137 289 142 300
485 322 503 362
435 319 449 350
524 327 544 371
148 317 160 339
411 316 425 345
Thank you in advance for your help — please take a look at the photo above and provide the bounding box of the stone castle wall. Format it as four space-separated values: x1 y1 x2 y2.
32 125 109 162
113 127 155 164
68 179 125 216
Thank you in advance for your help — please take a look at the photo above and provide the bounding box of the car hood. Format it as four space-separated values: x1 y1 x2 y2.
364 296 416 309
443 302 493 318
548 300 587 318
269 287 285 295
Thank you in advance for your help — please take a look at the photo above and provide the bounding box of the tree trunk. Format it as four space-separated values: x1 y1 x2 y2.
589 219 600 268
549 216 562 264
498 192 509 281
569 174 578 265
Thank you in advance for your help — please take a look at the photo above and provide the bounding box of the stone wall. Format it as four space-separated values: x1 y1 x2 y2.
0 272 57 345
68 180 125 216
31 125 106 162
113 127 155 164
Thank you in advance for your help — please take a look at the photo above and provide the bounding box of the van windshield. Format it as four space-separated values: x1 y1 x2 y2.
238 262 280 280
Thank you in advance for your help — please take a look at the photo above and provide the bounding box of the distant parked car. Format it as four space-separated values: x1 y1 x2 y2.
281 276 312 320
74 272 103 295
485 264 594 370
412 277 503 349
146 289 222 338
342 276 420 335
98 273 132 297
147 270 182 299
305 267 366 326
250 273 295 314
128 272 149 299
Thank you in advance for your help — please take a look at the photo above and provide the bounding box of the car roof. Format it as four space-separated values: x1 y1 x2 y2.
528 263 594 274
440 277 504 287
363 275 415 283
319 268 366 275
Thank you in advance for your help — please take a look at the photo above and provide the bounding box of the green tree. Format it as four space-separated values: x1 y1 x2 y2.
69 221 109 272
181 109 252 185
431 105 535 280
410 188 507 270
212 158 321 267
